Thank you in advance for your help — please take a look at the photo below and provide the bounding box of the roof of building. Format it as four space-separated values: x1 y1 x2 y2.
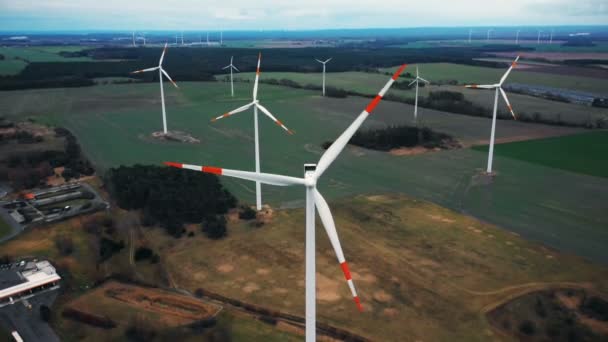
0 260 60 300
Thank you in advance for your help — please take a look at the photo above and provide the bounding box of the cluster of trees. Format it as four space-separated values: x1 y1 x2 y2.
134 246 160 263
106 165 237 238
0 130 43 144
62 307 117 329
0 126 94 190
329 125 454 151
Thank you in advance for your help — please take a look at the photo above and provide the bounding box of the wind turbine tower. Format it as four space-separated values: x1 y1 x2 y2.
515 29 521 44
130 43 179 135
409 66 430 125
164 65 408 342
222 56 239 97
464 57 520 174
468 29 473 43
315 58 332 96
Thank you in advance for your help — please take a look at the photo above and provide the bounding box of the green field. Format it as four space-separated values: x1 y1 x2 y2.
226 67 608 125
1 81 607 264
0 46 93 75
473 131 608 178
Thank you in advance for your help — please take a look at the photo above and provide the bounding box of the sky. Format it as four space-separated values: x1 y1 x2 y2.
0 0 607 31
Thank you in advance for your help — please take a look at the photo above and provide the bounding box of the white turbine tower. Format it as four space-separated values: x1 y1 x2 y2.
211 53 294 211
468 28 473 43
181 31 184 45
537 30 542 44
164 64 408 342
222 56 239 97
487 29 494 42
408 65 430 125
464 56 520 174
130 43 178 135
515 29 521 44
132 31 136 47
206 32 210 46
220 31 223 45
315 58 332 96
550 29 554 44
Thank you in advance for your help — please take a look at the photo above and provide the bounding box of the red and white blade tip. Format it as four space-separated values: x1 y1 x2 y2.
392 64 408 80
340 261 363 312
164 162 182 168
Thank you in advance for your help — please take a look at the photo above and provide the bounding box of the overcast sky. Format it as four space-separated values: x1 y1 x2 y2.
1 0 607 31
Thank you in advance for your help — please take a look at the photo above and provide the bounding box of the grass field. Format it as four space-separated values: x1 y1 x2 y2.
473 131 608 178
0 81 607 263
146 193 608 341
391 40 608 53
227 68 608 124
0 46 93 75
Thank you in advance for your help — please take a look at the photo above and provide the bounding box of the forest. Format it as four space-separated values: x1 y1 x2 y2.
323 124 456 151
105 165 237 237
0 45 518 90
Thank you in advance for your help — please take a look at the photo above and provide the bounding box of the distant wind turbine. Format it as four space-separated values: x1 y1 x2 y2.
464 56 520 174
550 29 554 44
515 29 521 44
164 64 408 342
211 53 294 211
537 30 542 44
487 29 494 42
315 58 332 96
468 29 473 43
130 43 179 135
222 56 240 97
132 31 136 47
408 66 430 125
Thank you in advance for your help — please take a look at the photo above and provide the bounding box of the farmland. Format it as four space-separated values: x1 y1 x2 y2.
0 46 93 75
147 193 608 341
473 131 608 178
0 81 607 263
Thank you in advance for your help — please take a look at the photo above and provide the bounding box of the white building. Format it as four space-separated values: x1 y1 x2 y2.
0 260 61 307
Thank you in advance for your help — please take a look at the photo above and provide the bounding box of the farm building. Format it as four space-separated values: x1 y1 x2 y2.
0 260 60 307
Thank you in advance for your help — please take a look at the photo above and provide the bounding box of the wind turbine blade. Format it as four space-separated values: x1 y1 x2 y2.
499 88 517 120
159 43 168 66
256 103 294 135
464 84 495 89
211 102 255 122
232 65 240 72
419 77 430 84
253 52 261 101
408 79 417 86
313 189 362 312
499 55 520 85
161 69 178 88
315 64 407 178
222 65 231 70
163 162 305 186
324 58 332 63
315 59 323 64
131 67 159 74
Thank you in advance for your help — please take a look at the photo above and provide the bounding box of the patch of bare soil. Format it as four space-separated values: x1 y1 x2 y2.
373 290 393 303
256 205 274 225
243 282 261 293
68 281 220 326
217 263 235 273
144 130 201 143
389 146 435 156
382 308 399 318
317 274 341 302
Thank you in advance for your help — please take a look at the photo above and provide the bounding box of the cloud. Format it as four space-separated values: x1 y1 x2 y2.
0 0 607 30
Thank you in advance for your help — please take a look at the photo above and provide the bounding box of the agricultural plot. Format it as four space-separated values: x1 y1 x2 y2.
0 46 93 75
150 194 608 341
473 131 608 178
0 81 607 263
391 40 608 53
225 68 608 124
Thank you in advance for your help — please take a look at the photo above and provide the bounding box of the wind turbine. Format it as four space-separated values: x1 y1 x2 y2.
164 64 408 342
487 29 494 42
220 31 223 45
132 31 136 47
206 32 210 46
464 56 519 174
550 29 554 44
315 58 332 96
130 43 178 135
408 65 430 125
515 29 521 44
222 56 239 97
211 53 294 211
537 30 542 44
468 28 473 43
